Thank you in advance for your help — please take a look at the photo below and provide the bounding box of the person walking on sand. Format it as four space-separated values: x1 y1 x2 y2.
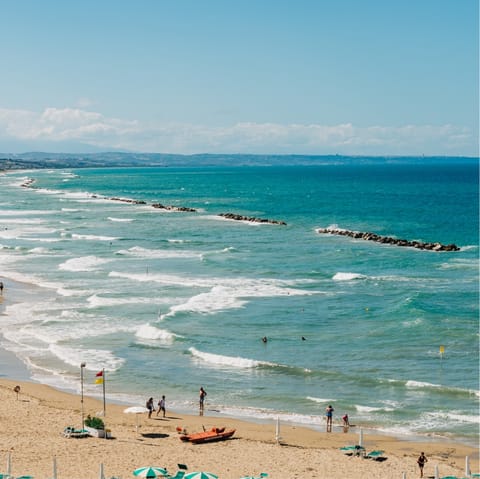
146 397 154 419
417 451 428 478
199 387 207 414
325 404 334 432
157 395 166 418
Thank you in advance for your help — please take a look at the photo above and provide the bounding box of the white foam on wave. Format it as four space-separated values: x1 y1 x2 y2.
427 411 480 424
49 344 124 372
87 294 173 308
28 247 50 254
332 272 367 281
116 245 201 259
135 324 177 344
108 217 134 222
169 286 248 316
71 233 118 241
355 404 395 413
110 271 315 318
306 396 333 404
189 347 276 369
406 380 441 389
59 255 111 272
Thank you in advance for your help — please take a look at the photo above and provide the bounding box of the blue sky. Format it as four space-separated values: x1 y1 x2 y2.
0 0 478 155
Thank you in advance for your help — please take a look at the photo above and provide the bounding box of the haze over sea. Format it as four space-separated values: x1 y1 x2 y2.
0 156 478 444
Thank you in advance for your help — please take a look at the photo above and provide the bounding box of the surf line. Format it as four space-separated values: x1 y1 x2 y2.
316 227 460 251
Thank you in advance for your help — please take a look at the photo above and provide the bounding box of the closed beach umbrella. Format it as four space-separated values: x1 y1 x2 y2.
358 428 363 447
466 456 471 477
184 473 218 479
124 406 149 433
434 464 439 479
133 466 168 478
99 462 105 479
6 451 11 476
52 456 57 479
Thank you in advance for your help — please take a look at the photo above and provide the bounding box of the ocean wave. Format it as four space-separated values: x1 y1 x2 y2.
332 272 367 281
355 404 395 413
405 380 479 397
71 233 118 241
306 396 334 404
189 347 277 369
135 324 177 344
49 344 125 372
87 294 171 308
108 217 134 222
59 255 111 272
116 245 202 259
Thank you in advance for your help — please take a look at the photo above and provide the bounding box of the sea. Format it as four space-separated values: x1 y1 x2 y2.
0 157 478 445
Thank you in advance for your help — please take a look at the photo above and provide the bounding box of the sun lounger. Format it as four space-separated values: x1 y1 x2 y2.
62 426 90 438
340 445 365 456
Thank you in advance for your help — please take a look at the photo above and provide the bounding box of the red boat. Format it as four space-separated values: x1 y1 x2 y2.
179 426 235 444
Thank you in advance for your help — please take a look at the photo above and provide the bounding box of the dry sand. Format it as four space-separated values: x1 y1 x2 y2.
0 379 478 479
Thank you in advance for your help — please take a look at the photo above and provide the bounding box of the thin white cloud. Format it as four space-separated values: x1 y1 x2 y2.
0 107 476 155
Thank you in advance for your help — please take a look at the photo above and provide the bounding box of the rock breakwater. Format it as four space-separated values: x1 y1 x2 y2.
316 227 460 251
219 213 287 225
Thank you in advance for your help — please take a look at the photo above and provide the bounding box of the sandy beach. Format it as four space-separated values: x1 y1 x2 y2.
0 379 477 479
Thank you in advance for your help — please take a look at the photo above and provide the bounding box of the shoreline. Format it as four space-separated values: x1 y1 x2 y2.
0 279 478 458
0 377 478 479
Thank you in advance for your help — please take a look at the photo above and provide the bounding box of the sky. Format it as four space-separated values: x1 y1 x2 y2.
0 0 478 156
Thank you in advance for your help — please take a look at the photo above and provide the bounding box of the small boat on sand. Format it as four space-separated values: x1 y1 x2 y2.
180 426 235 444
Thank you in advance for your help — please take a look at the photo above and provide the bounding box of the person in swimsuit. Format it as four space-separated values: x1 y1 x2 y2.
325 404 334 432
199 387 207 414
146 397 154 418
417 452 428 478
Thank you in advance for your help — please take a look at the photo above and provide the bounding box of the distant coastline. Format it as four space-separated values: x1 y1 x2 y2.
0 152 478 171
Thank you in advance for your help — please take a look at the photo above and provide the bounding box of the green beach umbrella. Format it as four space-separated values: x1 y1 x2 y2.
133 466 169 478
184 473 218 479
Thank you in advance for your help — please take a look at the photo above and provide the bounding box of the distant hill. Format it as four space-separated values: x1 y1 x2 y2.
0 152 476 171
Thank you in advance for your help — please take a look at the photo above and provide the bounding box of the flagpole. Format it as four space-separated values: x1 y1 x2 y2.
102 368 106 418
102 368 107 440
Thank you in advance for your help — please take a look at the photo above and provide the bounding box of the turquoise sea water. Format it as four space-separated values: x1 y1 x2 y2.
0 158 478 444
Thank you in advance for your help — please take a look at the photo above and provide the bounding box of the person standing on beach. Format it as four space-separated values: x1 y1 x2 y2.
199 386 207 415
0 281 3 294
325 404 334 432
156 395 166 417
417 452 428 478
146 397 154 419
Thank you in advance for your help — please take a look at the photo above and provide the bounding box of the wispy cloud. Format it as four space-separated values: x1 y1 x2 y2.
0 107 476 155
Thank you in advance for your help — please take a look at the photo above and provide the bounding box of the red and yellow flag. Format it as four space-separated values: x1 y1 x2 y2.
95 370 103 384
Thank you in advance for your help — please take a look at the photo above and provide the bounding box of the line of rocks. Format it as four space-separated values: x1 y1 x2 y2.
152 203 196 212
219 213 287 225
316 227 460 251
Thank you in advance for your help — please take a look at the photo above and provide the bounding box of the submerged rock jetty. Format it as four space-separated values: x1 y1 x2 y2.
316 227 460 251
219 213 287 225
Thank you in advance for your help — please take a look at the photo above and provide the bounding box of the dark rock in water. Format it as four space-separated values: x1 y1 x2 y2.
316 227 460 251
151 203 196 212
219 213 287 225
110 197 147 205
